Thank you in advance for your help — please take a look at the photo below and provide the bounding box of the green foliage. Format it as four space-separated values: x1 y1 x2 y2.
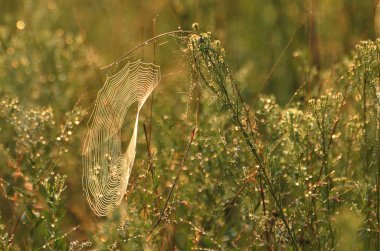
0 214 11 250
0 97 81 250
1 1 380 250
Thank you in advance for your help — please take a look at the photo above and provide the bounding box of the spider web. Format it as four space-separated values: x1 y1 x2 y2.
82 60 160 216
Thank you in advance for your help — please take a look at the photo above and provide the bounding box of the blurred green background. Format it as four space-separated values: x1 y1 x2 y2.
1 0 377 104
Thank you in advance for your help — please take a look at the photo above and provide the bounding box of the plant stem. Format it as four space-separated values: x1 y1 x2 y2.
189 44 299 250
146 127 196 238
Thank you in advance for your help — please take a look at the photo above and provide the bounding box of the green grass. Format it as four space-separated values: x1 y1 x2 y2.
1 1 380 250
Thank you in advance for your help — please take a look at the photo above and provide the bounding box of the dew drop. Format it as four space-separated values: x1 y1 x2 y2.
16 20 25 30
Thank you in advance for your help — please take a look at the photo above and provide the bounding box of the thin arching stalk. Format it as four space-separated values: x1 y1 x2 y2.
101 30 199 70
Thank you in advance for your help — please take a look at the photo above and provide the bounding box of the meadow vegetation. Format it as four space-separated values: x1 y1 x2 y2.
1 1 380 250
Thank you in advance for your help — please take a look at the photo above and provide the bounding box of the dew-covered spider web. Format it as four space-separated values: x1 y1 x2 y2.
82 60 160 216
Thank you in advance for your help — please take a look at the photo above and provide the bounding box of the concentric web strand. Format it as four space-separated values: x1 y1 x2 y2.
82 60 160 216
